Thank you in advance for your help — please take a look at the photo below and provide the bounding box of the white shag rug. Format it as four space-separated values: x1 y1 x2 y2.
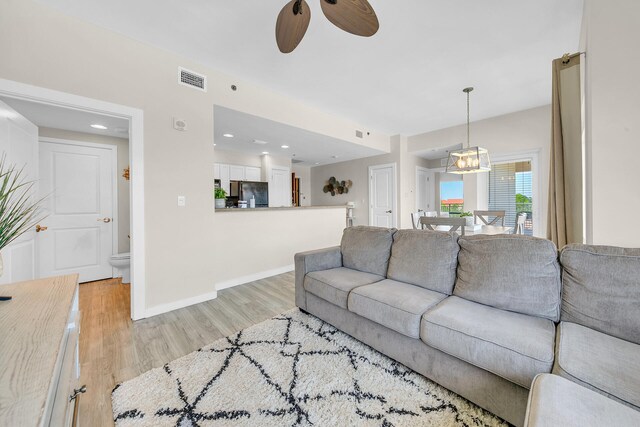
112 309 507 427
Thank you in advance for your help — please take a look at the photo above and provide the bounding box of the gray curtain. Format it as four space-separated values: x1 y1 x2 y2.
548 54 583 248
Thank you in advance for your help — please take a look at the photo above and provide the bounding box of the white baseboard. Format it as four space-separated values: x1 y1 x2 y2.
215 264 295 291
144 289 218 318
142 264 294 318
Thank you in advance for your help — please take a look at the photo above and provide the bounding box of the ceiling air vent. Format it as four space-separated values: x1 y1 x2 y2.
291 159 304 164
178 67 207 92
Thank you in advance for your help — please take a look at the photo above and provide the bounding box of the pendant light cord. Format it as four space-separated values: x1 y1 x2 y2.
466 90 470 148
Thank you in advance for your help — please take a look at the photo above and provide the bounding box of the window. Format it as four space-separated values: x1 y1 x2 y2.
440 180 464 215
488 161 533 235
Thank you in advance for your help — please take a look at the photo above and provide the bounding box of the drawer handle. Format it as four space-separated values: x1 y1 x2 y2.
69 385 87 401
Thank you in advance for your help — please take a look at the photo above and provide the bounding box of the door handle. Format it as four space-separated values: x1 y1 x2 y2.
386 210 392 214
35 224 48 232
98 218 112 223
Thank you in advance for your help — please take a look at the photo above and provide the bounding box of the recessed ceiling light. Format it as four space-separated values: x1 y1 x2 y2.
223 133 234 138
262 151 269 155
90 124 107 130
315 162 320 165
213 143 217 146
281 145 289 149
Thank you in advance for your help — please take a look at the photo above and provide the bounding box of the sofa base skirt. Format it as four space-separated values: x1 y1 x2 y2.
304 292 529 427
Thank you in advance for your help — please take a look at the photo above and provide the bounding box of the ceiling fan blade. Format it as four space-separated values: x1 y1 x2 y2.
276 0 311 53
320 0 379 37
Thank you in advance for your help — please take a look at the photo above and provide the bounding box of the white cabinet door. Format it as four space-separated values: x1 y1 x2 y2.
245 167 261 181
219 164 230 194
0 100 38 285
229 165 245 181
38 141 115 283
213 163 220 180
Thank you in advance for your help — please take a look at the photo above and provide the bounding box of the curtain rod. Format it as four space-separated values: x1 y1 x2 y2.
562 51 586 64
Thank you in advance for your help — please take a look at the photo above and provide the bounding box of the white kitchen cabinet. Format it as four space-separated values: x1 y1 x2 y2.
245 166 261 181
229 165 245 181
214 163 262 192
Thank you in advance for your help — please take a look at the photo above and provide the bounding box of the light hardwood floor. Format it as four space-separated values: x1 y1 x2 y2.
78 273 295 426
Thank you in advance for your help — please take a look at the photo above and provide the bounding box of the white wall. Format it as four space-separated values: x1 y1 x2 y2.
409 106 551 237
310 137 432 229
39 128 131 253
581 0 640 247
0 0 388 314
311 142 400 227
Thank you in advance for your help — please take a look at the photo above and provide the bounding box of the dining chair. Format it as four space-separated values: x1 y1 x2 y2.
425 211 438 217
419 217 466 235
474 210 506 226
514 212 527 235
410 211 425 229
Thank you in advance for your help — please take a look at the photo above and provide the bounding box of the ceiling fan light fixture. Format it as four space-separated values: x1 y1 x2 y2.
445 87 491 174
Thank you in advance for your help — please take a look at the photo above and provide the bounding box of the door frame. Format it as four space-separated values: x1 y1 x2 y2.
368 162 397 228
38 137 120 278
489 149 541 237
0 78 146 320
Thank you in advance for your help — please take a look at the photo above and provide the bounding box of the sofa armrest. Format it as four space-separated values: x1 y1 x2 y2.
294 246 342 310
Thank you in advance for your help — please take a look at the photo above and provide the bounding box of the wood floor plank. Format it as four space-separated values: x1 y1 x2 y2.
78 272 295 426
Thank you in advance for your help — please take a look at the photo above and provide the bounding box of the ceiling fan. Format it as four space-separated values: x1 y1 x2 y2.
276 0 379 53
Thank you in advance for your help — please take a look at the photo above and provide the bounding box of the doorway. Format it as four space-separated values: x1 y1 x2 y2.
369 163 397 228
0 78 146 320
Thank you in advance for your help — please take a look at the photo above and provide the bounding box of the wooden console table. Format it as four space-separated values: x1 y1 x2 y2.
0 274 82 426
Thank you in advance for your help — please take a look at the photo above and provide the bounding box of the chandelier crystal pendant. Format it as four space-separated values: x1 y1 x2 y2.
445 87 491 174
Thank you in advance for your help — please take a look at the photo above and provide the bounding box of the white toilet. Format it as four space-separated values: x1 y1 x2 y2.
110 252 130 284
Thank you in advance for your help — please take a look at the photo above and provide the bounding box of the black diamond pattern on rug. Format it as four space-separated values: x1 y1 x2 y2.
112 309 507 427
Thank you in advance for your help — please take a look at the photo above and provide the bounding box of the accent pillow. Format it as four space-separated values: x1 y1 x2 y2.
560 244 640 345
341 226 396 277
454 235 561 321
387 230 459 295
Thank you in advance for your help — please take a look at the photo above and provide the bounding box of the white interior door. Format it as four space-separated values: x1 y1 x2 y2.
369 164 396 228
0 100 38 285
270 166 291 207
416 167 434 212
38 141 115 283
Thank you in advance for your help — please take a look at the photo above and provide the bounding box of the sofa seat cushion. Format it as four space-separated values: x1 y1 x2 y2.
341 226 396 276
525 374 640 427
421 296 555 388
553 322 640 409
304 267 384 309
348 279 447 339
386 230 459 295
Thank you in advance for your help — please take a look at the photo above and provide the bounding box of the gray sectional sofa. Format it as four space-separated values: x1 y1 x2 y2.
294 226 640 426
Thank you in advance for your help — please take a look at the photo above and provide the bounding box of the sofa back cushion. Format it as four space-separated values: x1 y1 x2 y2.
454 235 561 321
341 226 396 277
560 244 640 344
387 230 460 294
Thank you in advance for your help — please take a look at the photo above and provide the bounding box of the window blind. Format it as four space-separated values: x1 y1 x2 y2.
488 161 533 235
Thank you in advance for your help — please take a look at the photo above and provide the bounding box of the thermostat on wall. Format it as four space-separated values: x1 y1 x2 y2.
173 118 187 131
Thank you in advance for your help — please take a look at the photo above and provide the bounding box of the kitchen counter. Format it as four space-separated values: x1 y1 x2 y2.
215 205 346 212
